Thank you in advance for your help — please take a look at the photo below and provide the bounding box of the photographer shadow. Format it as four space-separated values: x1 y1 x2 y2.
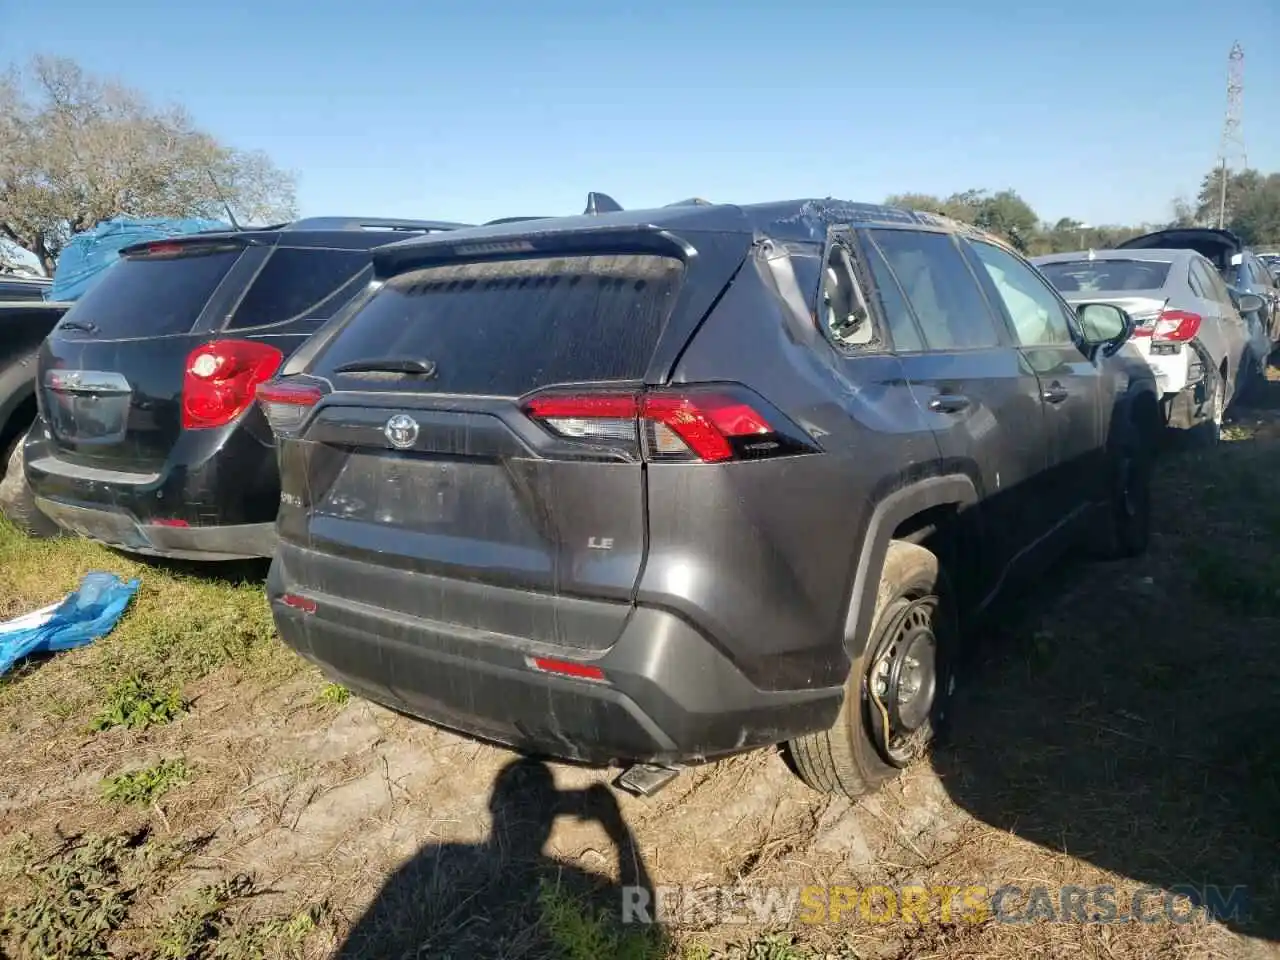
336 757 664 959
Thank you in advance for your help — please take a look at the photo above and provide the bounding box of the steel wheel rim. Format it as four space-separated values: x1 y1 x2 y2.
868 597 939 767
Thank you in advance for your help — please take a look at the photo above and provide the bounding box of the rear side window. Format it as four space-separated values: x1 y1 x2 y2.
316 254 685 395
0 280 46 301
1037 259 1171 294
1198 260 1235 309
867 230 1000 350
861 242 925 352
62 246 242 337
227 248 369 329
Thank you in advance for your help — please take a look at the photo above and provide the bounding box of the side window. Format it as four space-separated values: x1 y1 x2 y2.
1190 260 1217 303
861 240 924 352
1200 261 1235 309
1186 263 1205 298
968 241 1074 347
867 229 1000 350
1249 258 1273 288
818 240 879 350
227 248 370 329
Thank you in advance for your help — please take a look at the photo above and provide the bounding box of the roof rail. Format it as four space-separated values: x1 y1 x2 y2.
284 216 472 233
484 215 554 226
583 192 624 215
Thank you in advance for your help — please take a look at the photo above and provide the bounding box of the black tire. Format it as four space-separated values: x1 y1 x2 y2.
787 541 955 799
1204 364 1226 444
0 433 59 538
1089 418 1152 560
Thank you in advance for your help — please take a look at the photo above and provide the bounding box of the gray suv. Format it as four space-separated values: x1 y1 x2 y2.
257 199 1160 798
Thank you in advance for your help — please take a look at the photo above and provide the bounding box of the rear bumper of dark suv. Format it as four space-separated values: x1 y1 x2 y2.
268 542 844 766
23 424 279 561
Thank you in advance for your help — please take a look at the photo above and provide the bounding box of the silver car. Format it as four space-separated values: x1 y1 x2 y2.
1033 248 1268 436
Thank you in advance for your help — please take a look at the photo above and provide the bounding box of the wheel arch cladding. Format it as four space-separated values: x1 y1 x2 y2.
842 474 978 661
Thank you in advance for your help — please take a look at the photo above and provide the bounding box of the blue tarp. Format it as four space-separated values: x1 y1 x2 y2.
50 216 229 302
0 572 140 676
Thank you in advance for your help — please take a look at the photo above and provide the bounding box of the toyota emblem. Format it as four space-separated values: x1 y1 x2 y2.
384 414 419 450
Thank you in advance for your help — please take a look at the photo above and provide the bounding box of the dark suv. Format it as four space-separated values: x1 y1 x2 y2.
260 199 1159 797
24 216 468 560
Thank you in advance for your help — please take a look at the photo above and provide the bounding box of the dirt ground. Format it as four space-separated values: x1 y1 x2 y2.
1 372 1278 960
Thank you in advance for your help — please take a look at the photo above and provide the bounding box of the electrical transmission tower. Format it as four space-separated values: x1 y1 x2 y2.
1216 42 1246 228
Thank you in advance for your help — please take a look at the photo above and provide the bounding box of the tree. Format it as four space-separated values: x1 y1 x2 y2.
885 188 1039 251
0 56 297 275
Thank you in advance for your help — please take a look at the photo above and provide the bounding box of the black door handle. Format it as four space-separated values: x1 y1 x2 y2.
1042 383 1069 404
928 394 971 414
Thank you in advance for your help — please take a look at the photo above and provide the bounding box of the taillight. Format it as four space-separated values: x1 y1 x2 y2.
144 242 185 257
182 340 284 429
256 380 325 434
1151 310 1202 342
523 386 818 463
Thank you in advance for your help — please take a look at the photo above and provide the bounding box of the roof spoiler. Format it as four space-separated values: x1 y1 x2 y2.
284 216 472 233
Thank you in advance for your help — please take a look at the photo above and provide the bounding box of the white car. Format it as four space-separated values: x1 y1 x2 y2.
1034 249 1269 437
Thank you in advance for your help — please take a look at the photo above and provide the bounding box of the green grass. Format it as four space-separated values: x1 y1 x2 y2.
90 675 188 732
316 682 350 707
1189 546 1280 616
0 519 301 727
100 758 190 807
1 831 320 960
151 875 321 960
537 878 667 960
0 832 150 960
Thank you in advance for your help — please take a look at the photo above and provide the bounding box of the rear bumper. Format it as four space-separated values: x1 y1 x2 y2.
268 543 843 766
34 497 275 560
23 419 280 559
1132 339 1195 396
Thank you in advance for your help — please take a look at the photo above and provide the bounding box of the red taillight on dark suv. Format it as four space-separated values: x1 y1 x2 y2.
182 340 284 429
523 386 819 463
256 380 326 434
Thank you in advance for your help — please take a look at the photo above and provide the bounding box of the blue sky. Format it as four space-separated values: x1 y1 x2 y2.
3 0 1277 228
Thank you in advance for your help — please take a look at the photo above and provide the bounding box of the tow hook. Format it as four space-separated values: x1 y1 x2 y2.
614 763 681 797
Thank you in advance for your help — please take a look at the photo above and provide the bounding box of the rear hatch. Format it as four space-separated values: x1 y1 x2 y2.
37 237 252 475
1117 228 1242 275
273 227 753 645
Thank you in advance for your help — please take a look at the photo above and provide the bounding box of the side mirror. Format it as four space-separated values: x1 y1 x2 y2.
1237 292 1264 314
1077 302 1133 353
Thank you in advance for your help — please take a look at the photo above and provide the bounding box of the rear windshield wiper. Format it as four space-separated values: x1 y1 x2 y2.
334 357 437 377
58 319 99 334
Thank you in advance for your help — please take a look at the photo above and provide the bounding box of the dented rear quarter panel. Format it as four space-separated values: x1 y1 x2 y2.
656 243 944 691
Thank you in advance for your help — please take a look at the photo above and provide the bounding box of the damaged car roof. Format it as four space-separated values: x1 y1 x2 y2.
371 197 1006 274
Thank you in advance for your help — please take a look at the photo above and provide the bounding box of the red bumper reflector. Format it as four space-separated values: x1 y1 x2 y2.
280 593 317 614
148 518 189 528
530 656 607 682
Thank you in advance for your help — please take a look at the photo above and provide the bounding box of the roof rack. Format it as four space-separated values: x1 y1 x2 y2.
284 216 472 233
484 215 554 226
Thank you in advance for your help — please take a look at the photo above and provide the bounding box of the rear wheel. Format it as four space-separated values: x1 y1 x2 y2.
1089 416 1152 560
0 433 59 538
787 541 955 799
